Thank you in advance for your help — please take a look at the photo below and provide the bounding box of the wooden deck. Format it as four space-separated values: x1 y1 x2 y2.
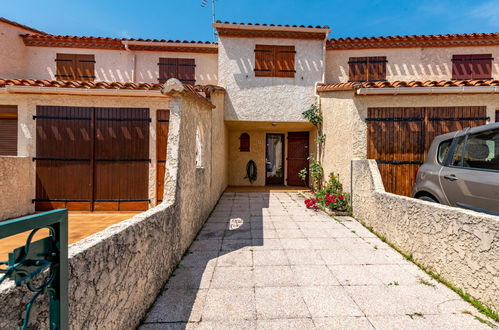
0 212 138 261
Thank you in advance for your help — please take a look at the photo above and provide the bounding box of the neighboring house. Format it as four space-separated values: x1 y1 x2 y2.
0 17 498 213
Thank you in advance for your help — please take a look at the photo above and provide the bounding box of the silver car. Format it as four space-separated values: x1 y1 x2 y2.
413 122 499 216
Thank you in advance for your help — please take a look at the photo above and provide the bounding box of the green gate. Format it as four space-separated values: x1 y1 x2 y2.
0 209 68 329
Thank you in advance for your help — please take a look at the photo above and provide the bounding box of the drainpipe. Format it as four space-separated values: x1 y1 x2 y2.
122 41 137 83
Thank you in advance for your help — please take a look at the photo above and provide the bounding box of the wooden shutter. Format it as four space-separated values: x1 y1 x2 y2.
159 58 177 83
471 54 492 79
75 54 96 81
452 55 473 80
368 56 387 81
159 58 196 84
255 45 274 77
496 110 499 123
0 106 17 156
239 133 250 152
275 46 296 78
348 57 368 81
177 58 196 85
56 53 76 80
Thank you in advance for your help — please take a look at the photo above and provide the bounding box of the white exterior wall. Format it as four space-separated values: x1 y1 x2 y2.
326 46 499 83
0 22 28 78
218 36 325 122
135 51 218 85
17 47 219 84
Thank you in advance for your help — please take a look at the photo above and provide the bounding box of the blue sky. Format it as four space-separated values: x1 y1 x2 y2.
2 0 498 41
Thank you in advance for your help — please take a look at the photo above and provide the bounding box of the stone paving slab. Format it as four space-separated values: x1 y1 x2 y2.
140 192 496 329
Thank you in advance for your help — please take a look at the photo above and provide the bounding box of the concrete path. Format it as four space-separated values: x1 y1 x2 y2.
141 192 494 329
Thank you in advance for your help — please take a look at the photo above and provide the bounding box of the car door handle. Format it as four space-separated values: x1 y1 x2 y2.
444 174 458 181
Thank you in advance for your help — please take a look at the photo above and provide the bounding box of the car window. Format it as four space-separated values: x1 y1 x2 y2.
437 139 452 165
451 136 466 166
462 129 499 171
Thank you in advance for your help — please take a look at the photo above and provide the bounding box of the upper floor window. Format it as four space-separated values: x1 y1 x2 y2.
452 54 493 80
0 106 17 156
158 58 196 85
254 45 296 78
55 53 95 81
348 56 387 82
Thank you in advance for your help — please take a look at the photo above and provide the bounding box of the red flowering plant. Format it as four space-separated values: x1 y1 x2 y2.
304 173 351 213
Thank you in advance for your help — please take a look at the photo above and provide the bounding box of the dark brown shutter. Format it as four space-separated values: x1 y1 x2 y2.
55 53 76 80
275 46 296 78
348 57 368 81
496 110 499 123
255 45 274 77
368 56 387 81
471 54 492 79
452 55 473 80
239 133 250 152
159 58 178 83
177 58 196 85
0 106 17 156
159 58 196 84
75 54 96 81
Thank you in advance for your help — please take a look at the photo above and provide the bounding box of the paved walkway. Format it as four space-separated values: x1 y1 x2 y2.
141 192 494 329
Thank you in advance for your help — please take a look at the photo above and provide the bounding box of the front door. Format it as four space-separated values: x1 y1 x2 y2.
266 134 284 185
287 132 309 186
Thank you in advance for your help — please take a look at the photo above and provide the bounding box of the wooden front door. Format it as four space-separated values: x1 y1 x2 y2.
367 106 488 196
35 106 150 211
156 110 170 204
287 132 309 186
265 134 285 185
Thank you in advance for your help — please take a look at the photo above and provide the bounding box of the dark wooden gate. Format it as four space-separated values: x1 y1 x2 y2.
367 106 488 196
156 110 170 204
287 131 309 186
35 106 150 211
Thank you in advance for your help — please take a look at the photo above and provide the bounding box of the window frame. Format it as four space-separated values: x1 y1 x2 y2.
451 54 493 80
254 45 296 78
348 56 387 82
55 53 96 81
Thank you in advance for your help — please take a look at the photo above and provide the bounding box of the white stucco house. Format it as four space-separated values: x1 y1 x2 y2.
0 16 498 216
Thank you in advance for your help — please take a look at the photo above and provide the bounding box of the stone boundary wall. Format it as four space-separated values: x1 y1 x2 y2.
0 156 34 220
351 159 499 313
0 83 226 329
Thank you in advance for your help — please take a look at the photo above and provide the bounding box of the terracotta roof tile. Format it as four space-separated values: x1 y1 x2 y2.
0 17 47 35
214 20 329 29
0 78 219 107
21 34 218 52
327 32 499 49
0 78 163 90
317 79 499 92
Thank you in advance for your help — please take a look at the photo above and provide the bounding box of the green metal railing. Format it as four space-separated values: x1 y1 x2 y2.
0 209 68 330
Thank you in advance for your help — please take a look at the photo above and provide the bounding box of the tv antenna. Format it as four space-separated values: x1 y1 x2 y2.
201 0 218 42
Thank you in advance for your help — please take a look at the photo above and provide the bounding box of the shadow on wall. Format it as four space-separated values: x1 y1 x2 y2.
140 192 269 328
225 49 322 89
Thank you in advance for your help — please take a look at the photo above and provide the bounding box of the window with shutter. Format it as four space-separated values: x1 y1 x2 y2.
75 54 96 81
239 133 250 152
0 106 17 156
158 58 196 84
254 45 275 77
56 53 95 81
496 110 499 123
254 45 295 78
275 46 296 78
348 56 387 82
452 54 492 80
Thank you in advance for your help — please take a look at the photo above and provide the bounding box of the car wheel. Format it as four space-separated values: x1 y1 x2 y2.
418 195 438 203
